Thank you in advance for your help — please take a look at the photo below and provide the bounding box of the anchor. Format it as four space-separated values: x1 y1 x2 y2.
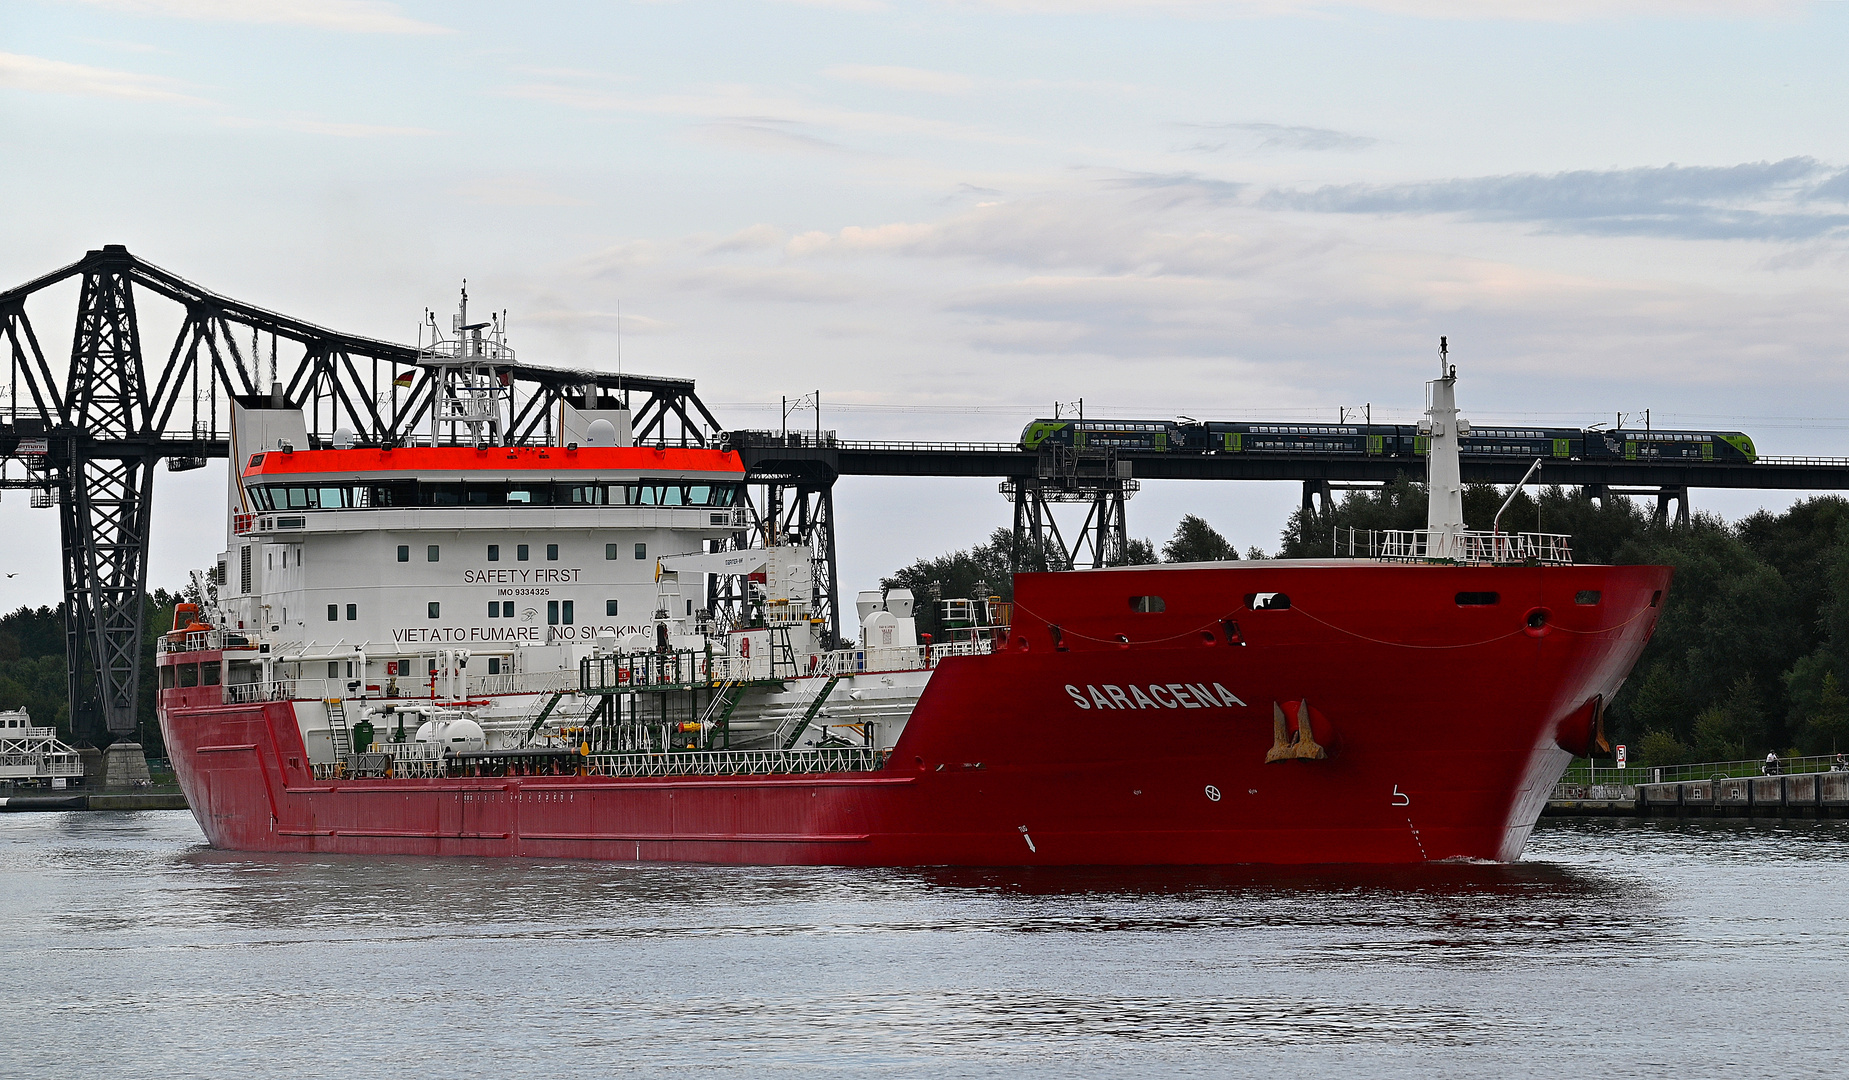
1265 699 1330 763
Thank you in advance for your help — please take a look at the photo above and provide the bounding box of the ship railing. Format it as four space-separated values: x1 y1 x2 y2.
418 338 516 365
585 745 885 778
223 680 295 703
158 629 258 655
1333 527 1573 565
312 740 449 781
0 751 85 778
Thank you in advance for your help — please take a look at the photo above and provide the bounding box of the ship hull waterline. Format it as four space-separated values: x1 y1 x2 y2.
160 562 1669 867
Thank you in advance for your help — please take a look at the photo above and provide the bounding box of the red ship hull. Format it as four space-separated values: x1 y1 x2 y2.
160 561 1668 865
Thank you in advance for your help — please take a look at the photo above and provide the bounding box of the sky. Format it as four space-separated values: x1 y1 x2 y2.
4 0 1849 606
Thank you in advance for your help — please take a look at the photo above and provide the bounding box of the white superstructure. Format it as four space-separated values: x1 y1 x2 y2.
160 292 1003 779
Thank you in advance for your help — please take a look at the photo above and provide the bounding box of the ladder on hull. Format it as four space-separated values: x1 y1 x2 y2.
776 676 841 750
324 698 353 765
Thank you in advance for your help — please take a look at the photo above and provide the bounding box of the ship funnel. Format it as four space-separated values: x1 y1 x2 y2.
1424 337 1468 559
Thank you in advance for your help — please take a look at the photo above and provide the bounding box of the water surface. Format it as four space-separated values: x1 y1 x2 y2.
2 812 1843 1078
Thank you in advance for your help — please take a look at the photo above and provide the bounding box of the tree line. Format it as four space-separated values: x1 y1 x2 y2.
884 480 1849 764
0 591 182 754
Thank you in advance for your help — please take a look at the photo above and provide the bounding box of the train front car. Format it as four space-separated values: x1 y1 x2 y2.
1589 429 1756 463
1018 419 1183 452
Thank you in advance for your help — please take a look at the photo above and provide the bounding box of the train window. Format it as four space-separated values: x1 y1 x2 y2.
1245 592 1291 611
1129 596 1165 613
1574 590 1602 605
1456 592 1499 606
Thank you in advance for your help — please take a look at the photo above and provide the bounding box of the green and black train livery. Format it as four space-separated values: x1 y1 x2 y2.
1019 419 1757 463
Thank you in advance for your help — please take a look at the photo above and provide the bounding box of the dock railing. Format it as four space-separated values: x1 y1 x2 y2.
1559 754 1849 789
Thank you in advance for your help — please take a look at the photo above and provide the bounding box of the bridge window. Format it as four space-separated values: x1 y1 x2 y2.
488 545 499 561
1129 596 1166 613
1246 592 1291 611
428 602 440 619
327 604 339 621
427 545 439 562
606 599 618 616
517 544 529 561
160 666 175 689
1575 590 1601 605
178 664 198 688
635 543 647 560
346 604 357 620
1456 592 1499 606
202 663 220 686
606 544 618 560
546 544 559 561
397 545 409 562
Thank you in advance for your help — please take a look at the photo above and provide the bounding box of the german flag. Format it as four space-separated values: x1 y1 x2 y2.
392 371 415 388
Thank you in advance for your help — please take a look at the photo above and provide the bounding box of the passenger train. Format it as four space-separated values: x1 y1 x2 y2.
1018 419 1757 463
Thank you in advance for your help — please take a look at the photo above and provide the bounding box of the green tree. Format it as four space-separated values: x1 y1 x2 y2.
1690 675 1769 761
882 527 1031 640
1162 515 1236 563
1800 670 1849 754
1634 728 1692 767
1114 537 1159 566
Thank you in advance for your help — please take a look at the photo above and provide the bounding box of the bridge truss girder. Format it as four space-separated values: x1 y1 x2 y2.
0 245 721 744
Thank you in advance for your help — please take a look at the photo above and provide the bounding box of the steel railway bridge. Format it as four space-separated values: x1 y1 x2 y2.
5 246 1849 745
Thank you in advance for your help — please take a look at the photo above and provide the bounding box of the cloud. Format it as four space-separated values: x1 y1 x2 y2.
501 80 1027 148
453 176 588 206
824 64 976 95
694 120 857 156
1266 158 1849 240
1179 121 1375 153
706 225 788 254
673 265 865 303
521 309 676 335
72 0 452 34
926 1 1803 21
0 51 209 104
285 119 437 138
